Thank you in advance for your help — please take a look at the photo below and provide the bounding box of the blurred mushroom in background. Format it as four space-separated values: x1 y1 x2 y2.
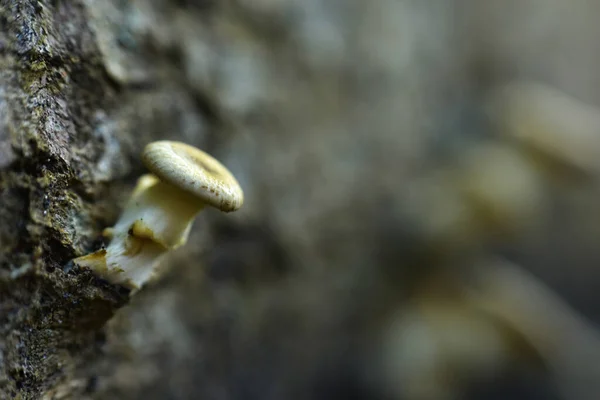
379 257 600 400
487 81 600 178
376 78 600 400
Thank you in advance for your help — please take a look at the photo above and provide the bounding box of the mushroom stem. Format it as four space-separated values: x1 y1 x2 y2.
75 174 207 289
115 174 206 249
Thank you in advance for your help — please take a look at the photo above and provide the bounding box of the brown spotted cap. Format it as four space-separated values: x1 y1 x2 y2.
142 141 244 212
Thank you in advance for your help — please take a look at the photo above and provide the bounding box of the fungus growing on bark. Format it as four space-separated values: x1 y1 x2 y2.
74 141 244 290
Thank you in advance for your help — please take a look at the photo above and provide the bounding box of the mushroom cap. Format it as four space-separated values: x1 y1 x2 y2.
141 141 244 212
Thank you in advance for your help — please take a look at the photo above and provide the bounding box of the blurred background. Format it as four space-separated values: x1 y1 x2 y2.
3 0 600 399
88 0 600 399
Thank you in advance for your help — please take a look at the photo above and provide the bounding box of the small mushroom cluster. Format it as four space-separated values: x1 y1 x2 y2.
381 258 600 400
75 141 244 290
385 81 600 400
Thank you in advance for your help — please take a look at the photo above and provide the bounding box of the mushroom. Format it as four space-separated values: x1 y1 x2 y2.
380 298 511 400
74 141 244 290
404 141 546 258
381 259 600 400
469 259 600 400
487 81 600 176
458 141 546 238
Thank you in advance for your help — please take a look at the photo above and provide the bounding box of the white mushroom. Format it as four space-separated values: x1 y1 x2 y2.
74 141 244 290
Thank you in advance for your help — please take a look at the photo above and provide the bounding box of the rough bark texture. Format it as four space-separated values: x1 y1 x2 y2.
1 1 600 399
